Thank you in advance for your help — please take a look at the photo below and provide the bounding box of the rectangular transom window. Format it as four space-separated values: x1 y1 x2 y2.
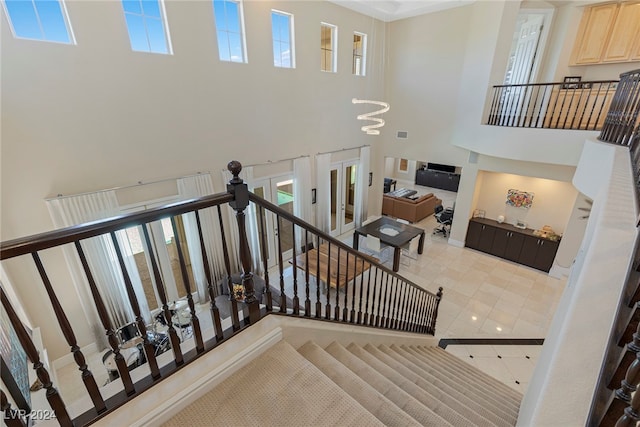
212 0 246 63
271 10 294 68
3 0 75 44
353 31 367 76
122 0 172 54
320 22 336 72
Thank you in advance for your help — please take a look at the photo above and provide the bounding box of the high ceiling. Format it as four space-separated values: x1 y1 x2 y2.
328 0 477 22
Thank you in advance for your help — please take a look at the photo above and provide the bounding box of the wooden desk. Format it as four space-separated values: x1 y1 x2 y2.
293 243 377 289
353 217 425 272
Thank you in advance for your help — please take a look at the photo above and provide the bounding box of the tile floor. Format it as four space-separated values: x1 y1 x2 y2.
53 181 567 404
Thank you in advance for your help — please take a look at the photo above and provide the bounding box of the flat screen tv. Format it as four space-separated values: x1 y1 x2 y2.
427 163 456 173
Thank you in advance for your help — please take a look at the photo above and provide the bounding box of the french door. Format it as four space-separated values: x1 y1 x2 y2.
499 12 547 125
330 161 358 237
122 200 194 311
252 175 295 269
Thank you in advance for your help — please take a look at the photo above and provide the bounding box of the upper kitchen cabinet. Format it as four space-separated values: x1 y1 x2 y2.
570 1 640 65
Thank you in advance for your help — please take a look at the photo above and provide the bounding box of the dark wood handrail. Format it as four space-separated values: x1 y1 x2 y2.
247 191 438 299
0 193 233 260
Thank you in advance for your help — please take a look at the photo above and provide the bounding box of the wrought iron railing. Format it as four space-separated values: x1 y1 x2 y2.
0 161 442 426
599 70 640 147
487 80 619 130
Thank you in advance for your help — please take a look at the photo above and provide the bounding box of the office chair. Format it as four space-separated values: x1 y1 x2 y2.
433 204 454 237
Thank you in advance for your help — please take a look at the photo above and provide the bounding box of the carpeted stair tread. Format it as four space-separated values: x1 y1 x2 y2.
402 345 521 410
162 340 383 427
416 346 523 401
418 345 524 399
417 346 523 404
396 345 520 414
324 341 452 426
350 343 499 427
297 341 421 427
381 344 517 426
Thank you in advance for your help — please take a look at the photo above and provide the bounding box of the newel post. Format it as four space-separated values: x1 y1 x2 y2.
227 160 261 324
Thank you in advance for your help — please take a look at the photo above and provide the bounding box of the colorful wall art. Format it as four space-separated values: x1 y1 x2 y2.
506 189 534 209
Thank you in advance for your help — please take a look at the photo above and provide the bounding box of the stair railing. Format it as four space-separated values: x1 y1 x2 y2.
599 69 640 147
487 79 619 129
247 177 443 333
0 160 442 426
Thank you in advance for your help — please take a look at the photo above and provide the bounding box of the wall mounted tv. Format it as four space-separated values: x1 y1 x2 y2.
427 163 456 173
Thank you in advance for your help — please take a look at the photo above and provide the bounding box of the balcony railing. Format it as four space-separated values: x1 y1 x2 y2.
487 80 619 130
0 161 442 426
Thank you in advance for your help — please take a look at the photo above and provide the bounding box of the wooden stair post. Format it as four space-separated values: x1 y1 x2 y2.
227 160 261 325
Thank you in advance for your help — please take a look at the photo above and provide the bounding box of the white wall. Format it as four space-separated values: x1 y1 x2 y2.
517 140 638 426
1 0 387 359
471 171 577 234
381 4 472 166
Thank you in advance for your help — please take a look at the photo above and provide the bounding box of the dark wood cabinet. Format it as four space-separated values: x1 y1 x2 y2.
520 236 560 272
415 169 460 192
491 229 525 262
465 218 560 273
465 220 483 249
465 220 496 253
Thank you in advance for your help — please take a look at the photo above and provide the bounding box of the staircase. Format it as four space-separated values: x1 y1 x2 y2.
162 340 522 426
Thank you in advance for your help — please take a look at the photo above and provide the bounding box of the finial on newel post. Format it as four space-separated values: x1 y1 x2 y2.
227 161 260 325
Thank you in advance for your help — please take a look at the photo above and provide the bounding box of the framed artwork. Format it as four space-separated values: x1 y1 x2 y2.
562 76 582 89
506 189 534 209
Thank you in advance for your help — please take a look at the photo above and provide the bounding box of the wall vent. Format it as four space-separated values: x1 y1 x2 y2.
396 131 408 139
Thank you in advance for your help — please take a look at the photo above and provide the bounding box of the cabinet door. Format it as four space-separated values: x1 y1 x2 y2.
603 2 640 62
502 232 524 262
477 225 496 254
571 3 619 65
632 30 640 61
415 170 428 186
519 236 540 268
465 221 483 250
450 174 460 192
490 230 509 258
425 170 439 188
534 240 560 272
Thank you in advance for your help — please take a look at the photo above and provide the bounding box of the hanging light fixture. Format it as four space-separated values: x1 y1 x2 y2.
352 98 390 135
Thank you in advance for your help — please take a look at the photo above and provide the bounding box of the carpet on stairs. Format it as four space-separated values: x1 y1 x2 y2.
162 339 522 427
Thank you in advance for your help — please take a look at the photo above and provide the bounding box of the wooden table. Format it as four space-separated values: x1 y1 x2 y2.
293 243 377 290
353 216 425 272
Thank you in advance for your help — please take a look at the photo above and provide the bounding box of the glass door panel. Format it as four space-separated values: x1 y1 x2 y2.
253 186 271 263
275 179 294 257
343 164 357 230
329 161 358 236
251 175 294 268
330 168 338 234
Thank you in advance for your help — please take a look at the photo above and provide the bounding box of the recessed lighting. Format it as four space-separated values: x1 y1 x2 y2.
471 316 477 321
496 327 503 332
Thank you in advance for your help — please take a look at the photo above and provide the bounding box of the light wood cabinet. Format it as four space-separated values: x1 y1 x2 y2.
570 1 640 65
632 33 640 60
571 3 619 65
543 87 616 130
603 2 640 62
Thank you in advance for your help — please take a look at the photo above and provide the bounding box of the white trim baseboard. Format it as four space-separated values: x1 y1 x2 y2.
447 238 465 248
